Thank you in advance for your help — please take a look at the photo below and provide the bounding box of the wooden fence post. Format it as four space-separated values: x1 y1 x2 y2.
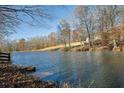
0 52 11 63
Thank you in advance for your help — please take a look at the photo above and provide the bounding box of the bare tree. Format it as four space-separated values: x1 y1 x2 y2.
58 19 71 49
0 5 53 39
95 6 120 47
48 32 57 46
106 6 120 47
74 6 96 47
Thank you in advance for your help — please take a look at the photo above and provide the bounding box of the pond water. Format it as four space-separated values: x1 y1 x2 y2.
11 51 124 87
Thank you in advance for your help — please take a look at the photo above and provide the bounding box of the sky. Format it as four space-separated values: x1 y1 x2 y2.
8 5 76 40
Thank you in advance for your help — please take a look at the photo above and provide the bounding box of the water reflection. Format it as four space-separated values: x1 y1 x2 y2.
12 51 124 87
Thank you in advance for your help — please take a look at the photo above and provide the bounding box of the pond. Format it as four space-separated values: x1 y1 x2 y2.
11 51 124 87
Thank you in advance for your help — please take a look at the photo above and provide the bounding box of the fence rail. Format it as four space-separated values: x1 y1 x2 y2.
0 52 11 63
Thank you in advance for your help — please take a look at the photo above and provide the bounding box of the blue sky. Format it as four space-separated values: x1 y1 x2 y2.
8 5 76 40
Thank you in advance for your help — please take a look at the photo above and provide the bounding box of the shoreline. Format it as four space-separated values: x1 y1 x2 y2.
10 45 124 52
0 63 56 88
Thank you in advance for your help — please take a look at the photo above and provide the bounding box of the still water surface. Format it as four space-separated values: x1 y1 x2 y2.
11 51 124 87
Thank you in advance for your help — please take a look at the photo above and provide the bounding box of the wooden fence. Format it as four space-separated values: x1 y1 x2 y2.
0 52 11 63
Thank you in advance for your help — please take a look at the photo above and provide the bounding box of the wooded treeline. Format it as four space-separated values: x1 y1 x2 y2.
1 5 124 52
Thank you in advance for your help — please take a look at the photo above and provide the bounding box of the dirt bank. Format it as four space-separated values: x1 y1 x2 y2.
0 63 56 88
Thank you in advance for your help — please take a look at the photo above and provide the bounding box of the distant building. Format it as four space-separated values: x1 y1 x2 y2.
94 34 102 41
85 37 89 43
